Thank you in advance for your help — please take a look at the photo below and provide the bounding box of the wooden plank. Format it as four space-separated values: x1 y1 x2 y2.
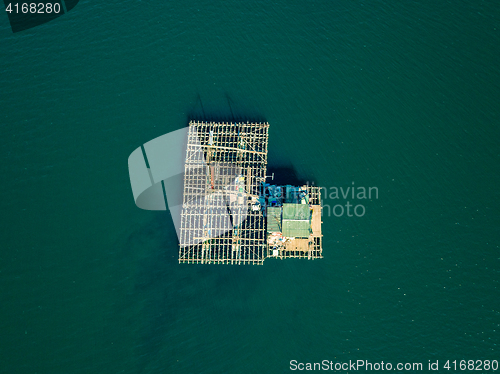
311 205 322 236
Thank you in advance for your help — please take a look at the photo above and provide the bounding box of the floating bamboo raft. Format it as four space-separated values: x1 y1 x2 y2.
178 120 322 265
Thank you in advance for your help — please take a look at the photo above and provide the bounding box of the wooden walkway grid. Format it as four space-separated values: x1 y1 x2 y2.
179 121 269 265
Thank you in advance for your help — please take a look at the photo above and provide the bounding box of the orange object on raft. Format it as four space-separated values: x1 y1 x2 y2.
210 164 215 189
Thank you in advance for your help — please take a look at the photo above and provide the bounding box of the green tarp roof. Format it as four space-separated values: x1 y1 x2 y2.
283 203 309 220
267 207 282 233
282 203 310 237
282 220 310 238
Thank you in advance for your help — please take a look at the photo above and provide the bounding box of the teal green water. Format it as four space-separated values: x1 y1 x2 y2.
1 1 499 373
